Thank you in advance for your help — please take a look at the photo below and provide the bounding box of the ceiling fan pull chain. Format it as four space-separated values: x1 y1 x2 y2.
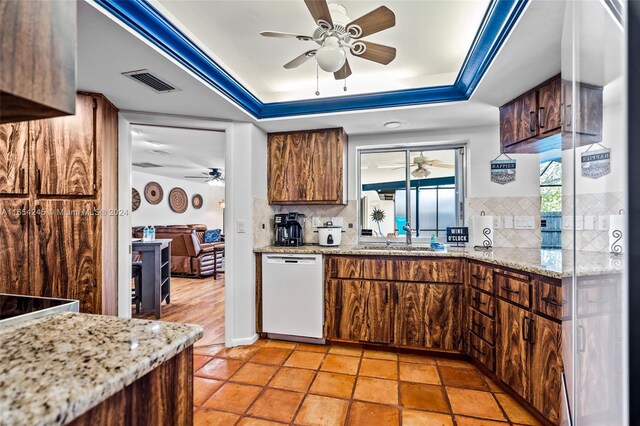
315 64 320 96
343 76 347 92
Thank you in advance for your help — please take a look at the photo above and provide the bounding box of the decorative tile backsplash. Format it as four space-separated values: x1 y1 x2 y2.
467 197 541 249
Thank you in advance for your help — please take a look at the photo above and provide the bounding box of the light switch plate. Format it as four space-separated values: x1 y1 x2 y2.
503 216 513 229
598 215 609 231
236 219 246 233
584 215 595 230
493 216 502 229
514 215 535 229
331 217 344 227
563 216 573 230
575 215 584 231
312 217 321 227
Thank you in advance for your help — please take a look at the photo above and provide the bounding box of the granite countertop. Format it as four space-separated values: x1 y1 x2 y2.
0 312 202 426
255 245 624 279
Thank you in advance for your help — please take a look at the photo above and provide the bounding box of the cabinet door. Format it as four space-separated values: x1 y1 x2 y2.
0 200 29 294
0 122 28 194
496 300 530 400
501 92 538 149
32 200 98 313
424 284 462 350
529 314 562 425
537 77 561 136
32 95 95 195
362 281 393 344
394 282 425 347
562 80 603 145
324 279 363 341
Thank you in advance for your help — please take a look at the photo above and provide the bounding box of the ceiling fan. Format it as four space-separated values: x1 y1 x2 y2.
184 168 225 185
260 0 397 80
392 153 455 178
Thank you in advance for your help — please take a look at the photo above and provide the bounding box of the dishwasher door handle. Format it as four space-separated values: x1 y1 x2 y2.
265 255 319 265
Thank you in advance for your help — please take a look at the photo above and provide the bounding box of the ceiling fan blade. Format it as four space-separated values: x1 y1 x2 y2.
352 41 396 65
346 6 396 39
284 50 317 69
184 176 209 179
428 161 455 169
260 31 313 41
304 0 333 29
333 59 352 80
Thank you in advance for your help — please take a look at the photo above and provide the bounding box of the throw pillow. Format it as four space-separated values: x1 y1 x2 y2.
204 229 221 243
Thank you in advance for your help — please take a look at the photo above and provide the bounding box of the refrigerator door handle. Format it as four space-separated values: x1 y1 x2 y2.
561 369 573 426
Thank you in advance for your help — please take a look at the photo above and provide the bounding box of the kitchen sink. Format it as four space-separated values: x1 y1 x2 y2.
354 244 439 252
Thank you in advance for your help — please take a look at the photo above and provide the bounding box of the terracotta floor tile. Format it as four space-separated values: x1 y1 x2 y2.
481 374 505 393
231 363 279 386
269 367 316 392
400 382 449 412
297 343 329 353
237 418 287 426
246 388 304 423
195 358 244 380
284 351 325 370
194 408 240 426
353 377 398 404
358 358 398 379
250 347 293 365
309 372 356 399
195 345 225 357
328 345 363 357
320 354 360 375
347 401 400 426
194 355 213 372
436 358 476 369
495 393 542 425
203 383 262 414
251 340 269 347
194 377 224 406
398 353 438 365
439 366 489 390
399 363 441 385
294 394 349 426
362 349 398 361
446 387 507 421
455 416 509 425
216 346 260 360
264 340 298 349
402 409 454 426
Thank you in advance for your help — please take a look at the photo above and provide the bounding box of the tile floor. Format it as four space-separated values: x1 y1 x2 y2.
193 340 542 426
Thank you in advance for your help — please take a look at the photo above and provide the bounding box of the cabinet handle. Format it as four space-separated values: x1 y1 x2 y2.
529 111 536 132
542 296 562 307
522 316 529 341
471 344 487 356
472 274 485 281
538 107 545 129
35 169 41 194
566 105 572 127
19 204 26 228
19 168 25 193
577 325 586 352
500 285 520 294
35 205 41 226
528 318 535 345
560 103 564 125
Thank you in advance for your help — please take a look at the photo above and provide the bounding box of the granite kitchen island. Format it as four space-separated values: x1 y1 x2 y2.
0 312 202 425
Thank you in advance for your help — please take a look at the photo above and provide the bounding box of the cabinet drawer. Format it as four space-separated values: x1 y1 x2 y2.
468 287 495 318
496 270 531 308
327 256 463 283
469 331 495 372
469 262 494 293
327 256 363 279
468 307 495 344
535 278 563 320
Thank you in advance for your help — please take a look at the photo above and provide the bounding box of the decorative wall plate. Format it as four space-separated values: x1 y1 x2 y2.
169 187 188 213
144 182 163 204
132 188 141 212
192 194 203 209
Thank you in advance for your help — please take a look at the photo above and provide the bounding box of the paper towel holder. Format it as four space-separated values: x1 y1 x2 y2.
474 211 494 251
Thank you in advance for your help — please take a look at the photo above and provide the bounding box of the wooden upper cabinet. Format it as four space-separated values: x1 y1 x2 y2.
268 128 347 205
562 80 604 146
0 0 76 123
537 77 562 136
496 300 530 400
500 90 538 148
0 199 29 295
529 314 562 425
0 122 28 194
33 95 96 196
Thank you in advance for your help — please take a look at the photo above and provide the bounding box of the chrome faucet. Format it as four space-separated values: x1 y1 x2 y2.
403 224 412 245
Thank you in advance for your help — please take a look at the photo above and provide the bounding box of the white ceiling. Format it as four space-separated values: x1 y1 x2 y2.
151 0 490 102
131 124 226 182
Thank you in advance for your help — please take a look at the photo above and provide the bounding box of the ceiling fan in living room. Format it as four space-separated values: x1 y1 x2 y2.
260 0 396 88
184 168 225 185
391 153 455 178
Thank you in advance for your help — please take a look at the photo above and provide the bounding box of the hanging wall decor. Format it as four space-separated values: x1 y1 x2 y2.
169 187 188 213
144 181 164 204
132 188 141 212
490 153 516 184
192 194 203 209
581 143 611 179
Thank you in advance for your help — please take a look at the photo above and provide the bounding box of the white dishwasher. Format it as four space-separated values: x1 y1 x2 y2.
262 253 323 339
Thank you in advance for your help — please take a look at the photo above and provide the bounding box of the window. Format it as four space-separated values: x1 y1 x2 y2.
358 146 465 242
540 160 562 249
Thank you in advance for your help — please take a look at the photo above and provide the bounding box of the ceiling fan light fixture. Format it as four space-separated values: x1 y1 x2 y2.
315 37 346 72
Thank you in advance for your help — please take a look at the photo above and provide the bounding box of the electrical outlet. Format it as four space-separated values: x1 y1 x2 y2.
514 216 535 229
236 220 246 233
584 215 595 230
598 215 609 231
503 216 513 229
493 216 502 229
563 216 573 230
575 215 584 231
312 217 321 227
331 217 344 227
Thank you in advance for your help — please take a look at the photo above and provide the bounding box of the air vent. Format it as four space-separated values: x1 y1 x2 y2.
122 69 180 93
133 162 163 168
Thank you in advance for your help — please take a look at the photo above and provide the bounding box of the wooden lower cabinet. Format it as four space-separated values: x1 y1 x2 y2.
361 281 393 344
325 279 363 341
0 199 29 295
394 282 425 347
496 299 530 400
530 314 563 424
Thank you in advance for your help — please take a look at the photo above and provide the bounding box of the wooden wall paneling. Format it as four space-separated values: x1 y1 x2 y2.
361 280 393 344
529 314 563 425
70 347 193 426
537 76 561 136
496 300 530 400
32 200 97 313
0 199 29 295
0 0 76 123
423 284 462 350
32 94 95 196
394 282 426 347
324 279 363 341
0 122 28 194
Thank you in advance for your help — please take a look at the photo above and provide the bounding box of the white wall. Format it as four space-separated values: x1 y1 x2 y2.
132 170 224 229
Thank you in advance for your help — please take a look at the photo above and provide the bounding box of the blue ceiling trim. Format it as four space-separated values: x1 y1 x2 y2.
94 0 528 119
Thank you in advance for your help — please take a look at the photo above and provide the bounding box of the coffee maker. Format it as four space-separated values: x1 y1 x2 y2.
274 212 306 246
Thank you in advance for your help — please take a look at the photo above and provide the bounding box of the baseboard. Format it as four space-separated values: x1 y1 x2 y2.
230 334 259 347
